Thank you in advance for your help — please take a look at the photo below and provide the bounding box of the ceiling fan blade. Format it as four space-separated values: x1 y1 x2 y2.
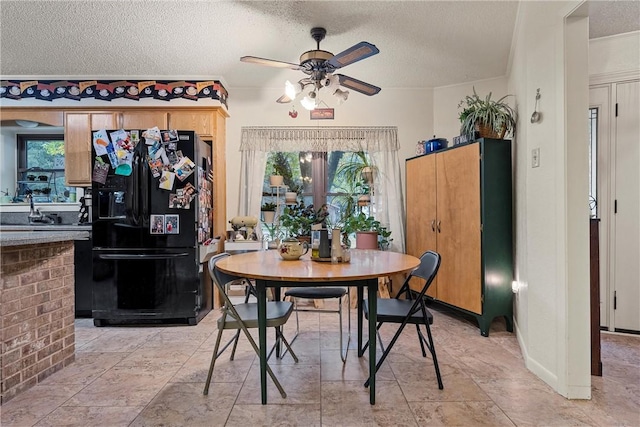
327 42 379 69
335 74 381 96
276 94 292 103
240 56 303 70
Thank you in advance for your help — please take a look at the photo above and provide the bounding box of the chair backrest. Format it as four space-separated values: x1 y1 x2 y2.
408 250 441 299
208 252 241 307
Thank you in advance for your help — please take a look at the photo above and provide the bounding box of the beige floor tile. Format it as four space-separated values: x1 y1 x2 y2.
236 363 321 405
409 401 516 426
172 349 254 384
322 380 418 426
226 403 321 426
33 405 143 427
39 352 127 386
130 382 241 427
0 385 84 427
63 365 175 407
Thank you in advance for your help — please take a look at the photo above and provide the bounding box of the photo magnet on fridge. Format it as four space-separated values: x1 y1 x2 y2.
165 215 179 234
159 170 176 191
150 214 165 234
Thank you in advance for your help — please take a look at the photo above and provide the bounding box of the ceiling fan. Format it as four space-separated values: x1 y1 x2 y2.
240 27 381 106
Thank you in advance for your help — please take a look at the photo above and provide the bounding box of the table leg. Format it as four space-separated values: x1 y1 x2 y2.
367 278 377 405
256 280 268 404
357 285 364 357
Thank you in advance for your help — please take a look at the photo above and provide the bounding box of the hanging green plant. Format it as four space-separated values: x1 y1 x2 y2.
458 87 516 139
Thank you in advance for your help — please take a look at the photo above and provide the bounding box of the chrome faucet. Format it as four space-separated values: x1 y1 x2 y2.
27 195 57 224
27 194 43 222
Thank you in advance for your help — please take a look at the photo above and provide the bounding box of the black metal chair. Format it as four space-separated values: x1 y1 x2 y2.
203 253 299 398
283 286 351 362
362 250 443 389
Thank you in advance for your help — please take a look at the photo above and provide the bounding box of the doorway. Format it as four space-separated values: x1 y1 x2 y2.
590 79 640 334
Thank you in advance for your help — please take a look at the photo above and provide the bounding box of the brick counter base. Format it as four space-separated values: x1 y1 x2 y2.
1 241 75 404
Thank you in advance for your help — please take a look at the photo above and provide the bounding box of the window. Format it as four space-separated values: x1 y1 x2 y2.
263 151 372 227
17 134 69 203
588 107 598 217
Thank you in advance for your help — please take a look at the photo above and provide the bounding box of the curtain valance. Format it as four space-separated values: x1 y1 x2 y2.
239 126 399 153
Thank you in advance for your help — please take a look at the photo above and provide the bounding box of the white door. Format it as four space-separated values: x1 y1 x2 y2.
613 80 640 332
589 85 612 327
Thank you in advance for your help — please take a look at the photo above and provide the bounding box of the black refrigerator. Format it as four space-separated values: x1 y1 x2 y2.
91 130 213 326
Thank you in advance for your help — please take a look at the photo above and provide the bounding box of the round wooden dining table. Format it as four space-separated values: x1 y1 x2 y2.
216 248 420 405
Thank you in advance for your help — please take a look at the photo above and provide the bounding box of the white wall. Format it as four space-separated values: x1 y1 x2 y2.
589 31 640 76
224 86 434 222
508 0 591 398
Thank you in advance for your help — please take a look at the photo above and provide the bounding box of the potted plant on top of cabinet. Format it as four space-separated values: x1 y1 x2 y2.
458 87 516 140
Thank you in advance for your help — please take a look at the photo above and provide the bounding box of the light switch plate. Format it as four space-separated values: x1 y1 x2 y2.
532 148 540 168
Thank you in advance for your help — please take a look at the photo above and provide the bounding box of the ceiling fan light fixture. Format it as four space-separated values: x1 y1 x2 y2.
285 80 302 100
333 88 349 104
322 74 340 93
300 95 317 111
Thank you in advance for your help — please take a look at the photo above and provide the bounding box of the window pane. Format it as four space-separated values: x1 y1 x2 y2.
18 135 68 203
589 107 597 217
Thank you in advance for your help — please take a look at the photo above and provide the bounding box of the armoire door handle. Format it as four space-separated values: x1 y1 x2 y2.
431 220 436 232
436 221 441 233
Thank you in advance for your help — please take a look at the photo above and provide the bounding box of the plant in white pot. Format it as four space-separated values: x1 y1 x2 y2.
260 202 277 224
458 87 516 140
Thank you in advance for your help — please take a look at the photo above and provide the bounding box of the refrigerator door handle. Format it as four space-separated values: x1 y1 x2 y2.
98 253 190 260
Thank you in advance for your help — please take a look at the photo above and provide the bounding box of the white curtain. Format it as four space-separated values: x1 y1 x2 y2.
239 126 406 253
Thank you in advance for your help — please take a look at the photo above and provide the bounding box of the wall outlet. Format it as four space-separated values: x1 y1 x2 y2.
532 148 540 168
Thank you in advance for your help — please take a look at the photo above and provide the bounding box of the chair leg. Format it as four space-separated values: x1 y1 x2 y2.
280 298 300 359
237 323 289 398
229 329 241 361
339 294 352 363
203 321 226 395
360 322 384 354
424 322 444 390
364 319 411 388
276 329 299 363
415 324 427 357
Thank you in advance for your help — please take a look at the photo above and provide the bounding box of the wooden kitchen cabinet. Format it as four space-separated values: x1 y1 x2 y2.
405 139 513 336
168 110 214 138
121 110 168 129
64 112 117 186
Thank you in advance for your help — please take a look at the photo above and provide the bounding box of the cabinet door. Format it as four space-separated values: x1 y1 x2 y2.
91 113 118 130
168 111 214 137
436 143 482 314
65 113 118 186
64 113 92 186
121 111 168 129
406 154 438 296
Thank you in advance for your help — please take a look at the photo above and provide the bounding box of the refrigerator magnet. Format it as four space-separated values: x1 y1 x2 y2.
150 214 165 234
159 170 176 191
173 156 196 182
165 215 179 234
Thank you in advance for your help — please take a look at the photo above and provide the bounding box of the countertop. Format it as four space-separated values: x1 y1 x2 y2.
0 224 92 232
0 229 90 247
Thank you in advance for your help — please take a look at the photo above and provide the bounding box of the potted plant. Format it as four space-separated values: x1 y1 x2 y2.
262 221 281 249
458 87 516 140
279 201 328 241
261 201 277 223
342 212 380 249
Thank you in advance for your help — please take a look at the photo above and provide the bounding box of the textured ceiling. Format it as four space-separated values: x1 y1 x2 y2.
0 1 637 91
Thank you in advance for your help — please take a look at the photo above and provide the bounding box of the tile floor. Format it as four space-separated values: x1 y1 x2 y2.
1 301 638 426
